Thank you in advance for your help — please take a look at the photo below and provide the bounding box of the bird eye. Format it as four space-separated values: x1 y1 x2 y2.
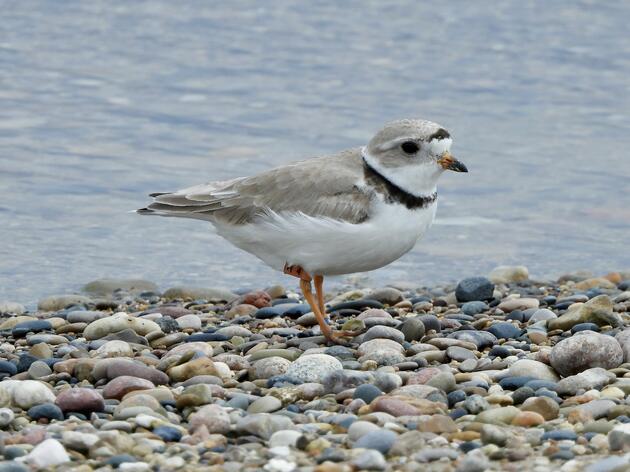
401 141 419 154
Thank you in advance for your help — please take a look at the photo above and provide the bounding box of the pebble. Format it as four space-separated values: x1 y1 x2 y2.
0 271 626 470
509 359 559 381
247 395 282 413
17 438 70 468
353 383 383 403
55 387 105 413
550 331 623 376
556 367 616 396
103 376 155 399
488 265 529 283
27 403 64 421
3 380 56 409
353 429 398 454
362 325 405 343
286 354 342 383
455 277 494 302
351 449 387 470
398 317 425 342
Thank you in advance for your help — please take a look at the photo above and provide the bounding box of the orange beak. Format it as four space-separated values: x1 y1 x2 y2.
438 152 468 172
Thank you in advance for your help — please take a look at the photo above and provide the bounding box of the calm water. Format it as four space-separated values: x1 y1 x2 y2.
1 1 629 304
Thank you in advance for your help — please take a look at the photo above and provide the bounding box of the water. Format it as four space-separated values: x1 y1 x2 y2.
1 1 629 304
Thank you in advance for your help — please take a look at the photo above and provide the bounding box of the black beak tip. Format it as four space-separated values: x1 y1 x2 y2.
453 161 468 173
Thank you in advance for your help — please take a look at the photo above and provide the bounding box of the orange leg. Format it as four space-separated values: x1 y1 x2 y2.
284 265 362 345
314 274 326 315
299 279 336 341
314 274 361 344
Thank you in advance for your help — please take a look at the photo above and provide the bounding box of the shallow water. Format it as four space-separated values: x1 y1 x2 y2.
1 1 629 304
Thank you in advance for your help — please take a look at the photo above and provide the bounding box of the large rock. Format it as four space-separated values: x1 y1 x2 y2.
55 388 104 413
37 295 93 311
455 277 495 302
0 380 56 409
555 368 616 396
615 329 630 363
497 298 539 312
235 413 294 439
286 354 343 383
0 301 26 315
163 286 237 302
83 312 162 340
548 295 621 331
82 278 159 297
167 358 232 382
17 438 70 468
508 359 559 381
188 404 231 434
93 358 169 385
550 331 623 377
102 376 155 400
488 266 529 284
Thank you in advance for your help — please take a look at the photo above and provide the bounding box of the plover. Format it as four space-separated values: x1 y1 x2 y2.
138 119 467 343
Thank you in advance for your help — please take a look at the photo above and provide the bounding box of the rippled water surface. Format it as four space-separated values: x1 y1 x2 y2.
2 1 629 304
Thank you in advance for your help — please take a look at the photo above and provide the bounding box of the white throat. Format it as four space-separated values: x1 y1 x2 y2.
361 147 442 196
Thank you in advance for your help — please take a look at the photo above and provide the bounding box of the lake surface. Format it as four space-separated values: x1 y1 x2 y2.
1 1 629 305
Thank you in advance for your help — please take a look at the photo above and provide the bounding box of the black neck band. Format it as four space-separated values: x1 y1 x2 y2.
362 156 437 210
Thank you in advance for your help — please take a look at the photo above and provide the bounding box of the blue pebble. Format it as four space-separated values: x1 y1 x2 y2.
409 296 432 304
489 346 511 358
449 408 468 420
506 310 525 322
461 301 489 316
447 330 497 349
550 450 575 460
542 430 577 441
324 345 355 360
0 360 17 376
12 320 53 337
525 380 557 391
106 455 138 467
486 322 522 340
455 277 494 302
499 376 536 390
447 390 466 407
328 299 384 312
27 403 64 421
3 446 27 460
153 425 182 442
459 441 481 453
186 333 229 342
0 460 29 472
571 323 599 334
353 429 397 453
353 384 383 404
537 388 562 402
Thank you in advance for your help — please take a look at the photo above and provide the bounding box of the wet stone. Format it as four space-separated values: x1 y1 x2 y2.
353 384 383 404
12 320 53 337
353 429 398 454
456 277 494 302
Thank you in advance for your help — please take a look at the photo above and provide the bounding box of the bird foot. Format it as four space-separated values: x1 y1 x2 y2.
324 329 362 347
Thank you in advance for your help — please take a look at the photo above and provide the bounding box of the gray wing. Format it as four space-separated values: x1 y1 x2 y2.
138 148 372 225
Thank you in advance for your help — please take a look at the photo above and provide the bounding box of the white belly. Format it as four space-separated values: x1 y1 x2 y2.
213 200 437 276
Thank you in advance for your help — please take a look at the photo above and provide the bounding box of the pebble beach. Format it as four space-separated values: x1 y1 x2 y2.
1 266 630 471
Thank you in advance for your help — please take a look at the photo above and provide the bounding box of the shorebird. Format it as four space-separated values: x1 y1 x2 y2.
138 119 467 343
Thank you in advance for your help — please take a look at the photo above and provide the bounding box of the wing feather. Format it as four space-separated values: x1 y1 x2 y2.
140 148 372 224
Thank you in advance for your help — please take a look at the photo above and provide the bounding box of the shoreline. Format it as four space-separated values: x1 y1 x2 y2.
0 266 629 470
